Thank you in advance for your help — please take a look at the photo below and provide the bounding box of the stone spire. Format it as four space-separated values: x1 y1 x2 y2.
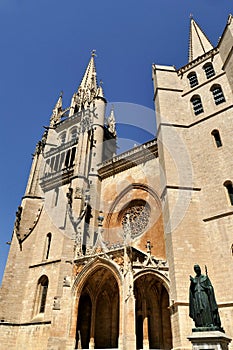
69 50 102 116
188 17 213 62
80 50 97 92
50 91 63 126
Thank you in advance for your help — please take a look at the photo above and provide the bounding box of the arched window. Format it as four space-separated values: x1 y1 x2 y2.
211 129 222 148
224 181 233 205
43 233 52 260
60 132 66 145
191 95 204 115
70 127 78 142
187 72 199 88
35 275 49 315
210 85 226 105
203 62 215 79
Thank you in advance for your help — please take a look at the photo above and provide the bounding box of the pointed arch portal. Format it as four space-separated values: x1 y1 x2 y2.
75 267 119 349
134 273 172 350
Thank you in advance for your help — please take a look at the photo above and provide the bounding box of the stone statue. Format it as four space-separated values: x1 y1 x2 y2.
189 264 223 331
107 109 116 136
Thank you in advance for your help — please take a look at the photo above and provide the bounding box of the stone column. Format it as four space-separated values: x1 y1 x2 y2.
143 316 150 350
188 331 231 350
89 300 96 350
122 247 136 350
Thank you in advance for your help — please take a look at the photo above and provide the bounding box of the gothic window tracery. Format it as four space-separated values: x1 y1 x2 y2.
121 200 150 237
60 132 66 145
70 127 78 141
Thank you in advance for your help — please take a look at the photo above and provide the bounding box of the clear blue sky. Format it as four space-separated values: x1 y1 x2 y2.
0 0 232 284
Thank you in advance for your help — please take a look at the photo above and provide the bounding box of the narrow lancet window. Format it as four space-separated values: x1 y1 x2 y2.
65 150 71 168
70 147 76 166
34 275 49 315
224 181 233 205
211 129 222 148
43 233 52 260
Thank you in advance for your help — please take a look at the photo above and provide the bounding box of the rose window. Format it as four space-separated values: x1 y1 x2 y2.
121 200 150 237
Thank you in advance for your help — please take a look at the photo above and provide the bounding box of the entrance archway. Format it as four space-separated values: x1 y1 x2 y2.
75 267 119 349
134 273 172 350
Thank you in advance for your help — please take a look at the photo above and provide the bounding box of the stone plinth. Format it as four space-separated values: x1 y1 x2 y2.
188 331 231 350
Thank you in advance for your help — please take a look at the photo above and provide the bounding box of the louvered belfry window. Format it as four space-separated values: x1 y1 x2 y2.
211 85 226 105
191 95 204 115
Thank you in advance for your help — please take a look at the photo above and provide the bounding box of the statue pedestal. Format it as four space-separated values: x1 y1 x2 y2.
188 331 231 350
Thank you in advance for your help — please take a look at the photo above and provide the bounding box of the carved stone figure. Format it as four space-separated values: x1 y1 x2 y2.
107 109 116 136
189 264 223 331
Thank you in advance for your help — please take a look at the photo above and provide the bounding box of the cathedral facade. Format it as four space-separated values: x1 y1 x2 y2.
0 16 233 350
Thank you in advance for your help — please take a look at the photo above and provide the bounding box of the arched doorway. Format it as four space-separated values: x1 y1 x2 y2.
134 273 172 350
76 293 92 349
75 267 119 349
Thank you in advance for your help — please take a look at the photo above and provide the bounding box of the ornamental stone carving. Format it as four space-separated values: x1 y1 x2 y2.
121 200 150 237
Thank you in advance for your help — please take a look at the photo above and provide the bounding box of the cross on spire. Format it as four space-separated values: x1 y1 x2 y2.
91 49 97 57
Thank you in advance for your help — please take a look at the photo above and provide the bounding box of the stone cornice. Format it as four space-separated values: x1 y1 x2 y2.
40 167 74 191
98 139 158 179
0 321 51 326
44 139 78 158
178 48 219 75
29 259 61 268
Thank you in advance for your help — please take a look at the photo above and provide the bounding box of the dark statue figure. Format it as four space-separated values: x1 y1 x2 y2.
189 264 223 331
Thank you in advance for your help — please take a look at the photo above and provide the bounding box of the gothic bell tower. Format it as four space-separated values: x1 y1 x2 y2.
0 52 117 346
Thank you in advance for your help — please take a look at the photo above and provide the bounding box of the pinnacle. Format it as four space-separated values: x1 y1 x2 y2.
188 17 213 62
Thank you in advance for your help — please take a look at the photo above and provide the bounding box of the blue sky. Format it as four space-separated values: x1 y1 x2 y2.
0 0 232 284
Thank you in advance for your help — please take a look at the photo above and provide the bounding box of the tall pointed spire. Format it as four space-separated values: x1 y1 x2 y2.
189 17 213 62
69 50 103 116
79 50 97 91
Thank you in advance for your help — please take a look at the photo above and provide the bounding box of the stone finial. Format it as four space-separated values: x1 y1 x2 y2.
50 91 63 126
